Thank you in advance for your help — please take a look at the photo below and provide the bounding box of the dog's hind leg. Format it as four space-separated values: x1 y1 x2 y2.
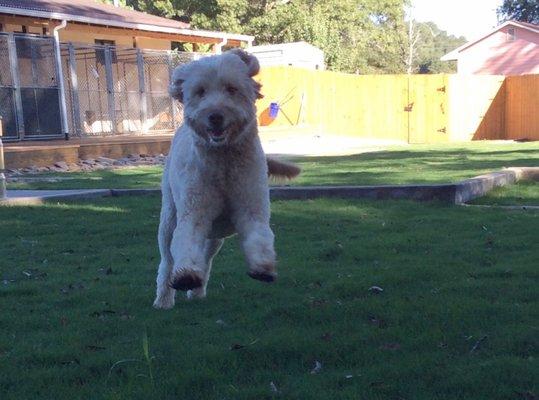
153 180 177 309
187 238 224 299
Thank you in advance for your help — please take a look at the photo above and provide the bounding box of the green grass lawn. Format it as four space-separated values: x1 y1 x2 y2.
7 142 539 190
1 196 537 399
470 180 539 206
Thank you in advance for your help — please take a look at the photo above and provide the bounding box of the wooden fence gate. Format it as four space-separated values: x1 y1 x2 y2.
407 74 448 144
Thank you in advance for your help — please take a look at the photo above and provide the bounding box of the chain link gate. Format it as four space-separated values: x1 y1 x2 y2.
61 44 196 137
16 35 63 138
0 34 17 139
0 33 63 140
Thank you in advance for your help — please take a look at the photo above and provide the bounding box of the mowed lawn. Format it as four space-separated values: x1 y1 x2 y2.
469 180 539 206
7 141 539 190
1 196 537 399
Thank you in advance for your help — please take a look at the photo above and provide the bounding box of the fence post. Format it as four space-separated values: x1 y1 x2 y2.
104 46 117 134
167 52 177 126
0 117 6 200
52 35 69 139
67 43 82 137
7 34 25 139
136 49 148 133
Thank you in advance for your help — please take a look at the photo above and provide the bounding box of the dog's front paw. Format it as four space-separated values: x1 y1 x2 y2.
170 269 204 291
153 295 175 309
248 264 277 283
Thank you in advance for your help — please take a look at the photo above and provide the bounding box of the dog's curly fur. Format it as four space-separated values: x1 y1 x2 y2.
153 49 300 309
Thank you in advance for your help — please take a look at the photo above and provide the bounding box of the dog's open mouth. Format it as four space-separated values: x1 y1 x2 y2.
208 129 228 144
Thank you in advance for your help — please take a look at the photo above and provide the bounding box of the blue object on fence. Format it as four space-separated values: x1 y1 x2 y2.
269 102 280 119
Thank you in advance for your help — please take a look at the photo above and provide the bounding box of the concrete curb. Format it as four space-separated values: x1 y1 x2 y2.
110 188 160 197
460 204 539 210
269 184 457 202
455 167 538 204
3 189 111 205
1 167 537 206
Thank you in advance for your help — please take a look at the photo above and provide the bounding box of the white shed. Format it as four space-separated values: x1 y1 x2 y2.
247 41 325 70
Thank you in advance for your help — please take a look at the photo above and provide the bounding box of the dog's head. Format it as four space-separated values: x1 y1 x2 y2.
169 49 262 147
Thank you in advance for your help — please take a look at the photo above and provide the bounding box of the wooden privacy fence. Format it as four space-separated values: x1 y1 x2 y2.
255 67 539 143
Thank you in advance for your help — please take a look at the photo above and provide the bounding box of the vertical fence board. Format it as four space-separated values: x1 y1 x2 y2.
506 75 539 141
408 74 449 144
447 75 506 141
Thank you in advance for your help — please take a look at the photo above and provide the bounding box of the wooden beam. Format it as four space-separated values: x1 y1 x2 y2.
0 14 51 28
66 22 226 45
0 13 248 46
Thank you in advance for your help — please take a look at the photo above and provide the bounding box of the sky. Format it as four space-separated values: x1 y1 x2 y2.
410 0 505 40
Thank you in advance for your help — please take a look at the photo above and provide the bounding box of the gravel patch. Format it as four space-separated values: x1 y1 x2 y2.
6 153 166 182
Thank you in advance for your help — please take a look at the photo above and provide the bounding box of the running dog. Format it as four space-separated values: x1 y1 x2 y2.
153 49 299 309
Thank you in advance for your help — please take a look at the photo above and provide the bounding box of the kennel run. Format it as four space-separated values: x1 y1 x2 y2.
0 32 201 142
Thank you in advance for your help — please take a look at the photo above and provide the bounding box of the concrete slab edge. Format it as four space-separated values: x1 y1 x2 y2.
1 167 537 206
1 189 112 206
455 167 539 204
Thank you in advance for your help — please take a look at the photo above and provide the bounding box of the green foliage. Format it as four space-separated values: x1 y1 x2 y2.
497 0 539 24
246 0 410 73
89 1 469 73
101 0 411 73
414 22 466 74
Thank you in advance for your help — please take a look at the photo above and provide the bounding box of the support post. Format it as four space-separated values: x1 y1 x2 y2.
52 21 69 139
7 33 25 139
167 52 177 127
67 43 82 137
104 46 117 134
0 118 6 200
136 49 148 133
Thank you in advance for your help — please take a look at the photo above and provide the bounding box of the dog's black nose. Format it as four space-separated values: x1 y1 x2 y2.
208 113 224 128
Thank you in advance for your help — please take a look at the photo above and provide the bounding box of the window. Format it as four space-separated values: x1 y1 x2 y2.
507 27 516 41
94 39 117 65
171 41 187 51
95 39 115 46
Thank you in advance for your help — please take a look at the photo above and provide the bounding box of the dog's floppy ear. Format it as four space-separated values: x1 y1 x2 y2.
169 63 191 103
227 48 260 77
227 48 264 99
253 81 264 99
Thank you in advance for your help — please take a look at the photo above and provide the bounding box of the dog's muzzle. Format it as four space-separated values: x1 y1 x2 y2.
207 112 228 145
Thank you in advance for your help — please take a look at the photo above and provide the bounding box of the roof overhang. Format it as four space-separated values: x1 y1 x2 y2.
441 20 539 61
0 5 254 45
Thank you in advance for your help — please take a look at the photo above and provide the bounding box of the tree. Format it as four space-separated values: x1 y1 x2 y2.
246 0 410 74
100 0 411 73
497 0 539 24
414 22 466 73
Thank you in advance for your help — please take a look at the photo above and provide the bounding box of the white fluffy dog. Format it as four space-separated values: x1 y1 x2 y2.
153 49 299 309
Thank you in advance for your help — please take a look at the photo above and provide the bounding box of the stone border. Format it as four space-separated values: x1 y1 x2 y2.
1 167 538 206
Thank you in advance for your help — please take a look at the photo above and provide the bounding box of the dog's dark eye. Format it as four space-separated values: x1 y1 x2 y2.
195 87 205 97
226 85 238 95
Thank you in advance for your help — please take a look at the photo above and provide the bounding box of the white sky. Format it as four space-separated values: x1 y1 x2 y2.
410 0 504 40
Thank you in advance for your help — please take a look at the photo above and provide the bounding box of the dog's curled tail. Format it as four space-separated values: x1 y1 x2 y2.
267 158 301 179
